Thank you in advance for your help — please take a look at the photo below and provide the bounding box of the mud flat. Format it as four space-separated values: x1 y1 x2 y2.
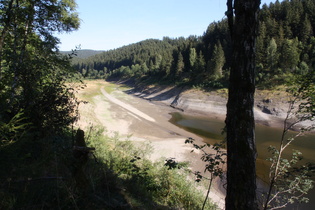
76 80 314 209
75 81 226 208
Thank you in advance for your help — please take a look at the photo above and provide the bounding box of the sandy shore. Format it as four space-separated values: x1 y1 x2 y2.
75 80 314 209
75 80 226 209
129 84 292 129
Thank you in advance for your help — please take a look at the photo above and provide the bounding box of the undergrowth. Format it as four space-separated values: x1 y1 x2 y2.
0 126 218 209
86 127 218 209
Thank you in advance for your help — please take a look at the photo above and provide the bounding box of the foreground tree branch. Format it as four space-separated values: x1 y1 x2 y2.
264 72 315 209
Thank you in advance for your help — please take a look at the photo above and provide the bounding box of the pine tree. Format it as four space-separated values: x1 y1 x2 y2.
300 14 313 42
256 22 267 68
176 52 185 78
189 47 197 70
279 38 300 72
266 38 278 72
209 41 225 79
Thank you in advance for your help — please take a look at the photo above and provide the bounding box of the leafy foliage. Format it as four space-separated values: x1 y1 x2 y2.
265 147 314 209
0 0 80 136
263 71 315 209
86 128 217 209
184 137 226 210
0 111 30 145
0 1 85 208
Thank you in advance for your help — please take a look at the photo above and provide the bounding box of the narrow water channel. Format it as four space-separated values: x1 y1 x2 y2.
169 112 315 209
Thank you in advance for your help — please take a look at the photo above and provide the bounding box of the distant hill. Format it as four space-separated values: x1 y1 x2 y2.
61 49 104 59
72 0 315 89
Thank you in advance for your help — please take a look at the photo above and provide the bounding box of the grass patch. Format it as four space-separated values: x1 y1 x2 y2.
0 79 220 209
85 127 219 209
215 88 228 98
0 127 218 209
103 83 117 94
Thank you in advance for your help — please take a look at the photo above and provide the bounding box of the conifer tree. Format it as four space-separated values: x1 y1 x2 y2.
279 38 300 72
266 38 278 72
189 47 197 70
210 41 225 79
176 52 185 78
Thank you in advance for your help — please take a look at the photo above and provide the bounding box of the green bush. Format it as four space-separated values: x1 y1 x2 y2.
85 127 218 209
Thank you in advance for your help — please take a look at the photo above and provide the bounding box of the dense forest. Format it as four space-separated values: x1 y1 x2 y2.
74 0 315 89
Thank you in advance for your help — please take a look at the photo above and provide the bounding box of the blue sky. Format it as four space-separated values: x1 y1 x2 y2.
56 0 278 51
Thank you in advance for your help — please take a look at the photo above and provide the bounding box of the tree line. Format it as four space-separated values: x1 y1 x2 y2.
73 0 315 89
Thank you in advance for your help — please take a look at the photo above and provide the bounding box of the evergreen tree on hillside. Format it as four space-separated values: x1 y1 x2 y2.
256 22 267 69
300 14 313 42
175 52 185 79
189 47 197 71
279 38 300 72
266 38 278 73
192 51 206 81
209 41 225 79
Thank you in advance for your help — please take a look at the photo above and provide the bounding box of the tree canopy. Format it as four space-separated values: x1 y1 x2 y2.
0 0 80 136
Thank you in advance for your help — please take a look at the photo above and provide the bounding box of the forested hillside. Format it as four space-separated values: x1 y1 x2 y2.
74 0 315 89
62 49 104 59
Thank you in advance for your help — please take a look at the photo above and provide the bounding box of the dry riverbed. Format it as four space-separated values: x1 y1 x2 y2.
75 80 226 208
75 80 309 209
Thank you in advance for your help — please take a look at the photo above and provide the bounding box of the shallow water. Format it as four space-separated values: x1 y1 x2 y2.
169 112 315 209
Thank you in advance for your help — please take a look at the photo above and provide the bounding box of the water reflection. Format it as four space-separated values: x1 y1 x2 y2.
169 112 315 165
169 112 225 142
169 112 315 209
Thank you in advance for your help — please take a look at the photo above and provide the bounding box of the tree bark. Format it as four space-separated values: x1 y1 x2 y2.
225 0 260 209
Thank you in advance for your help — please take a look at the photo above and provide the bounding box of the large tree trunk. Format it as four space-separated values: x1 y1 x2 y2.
225 0 260 209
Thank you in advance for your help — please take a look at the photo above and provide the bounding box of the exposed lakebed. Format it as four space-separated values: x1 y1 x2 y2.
169 112 315 209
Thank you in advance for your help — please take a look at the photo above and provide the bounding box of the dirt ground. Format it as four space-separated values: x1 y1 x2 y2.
74 80 312 209
75 80 226 208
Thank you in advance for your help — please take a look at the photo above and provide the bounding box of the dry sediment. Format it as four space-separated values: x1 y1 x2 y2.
76 80 312 210
129 84 293 130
